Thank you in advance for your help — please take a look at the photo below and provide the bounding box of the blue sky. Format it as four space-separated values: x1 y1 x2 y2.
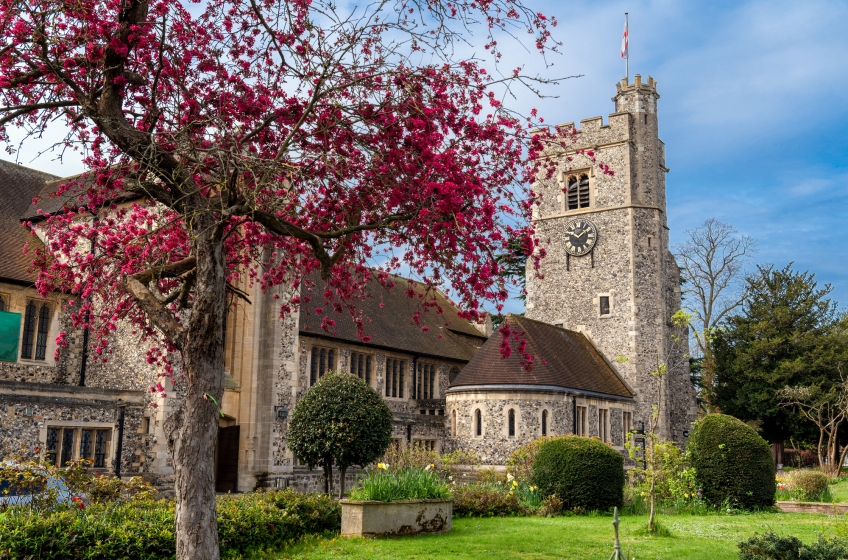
493 0 848 313
5 0 847 314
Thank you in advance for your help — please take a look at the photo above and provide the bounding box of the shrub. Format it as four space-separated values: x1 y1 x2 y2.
530 436 624 513
738 532 848 560
505 438 547 482
287 371 393 497
348 466 450 501
786 470 831 502
0 489 339 560
688 414 775 509
451 483 528 517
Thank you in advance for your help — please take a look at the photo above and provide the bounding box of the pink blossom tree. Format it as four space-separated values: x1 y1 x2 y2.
0 0 567 557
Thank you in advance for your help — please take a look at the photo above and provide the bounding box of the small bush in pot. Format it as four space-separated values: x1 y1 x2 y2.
530 435 624 513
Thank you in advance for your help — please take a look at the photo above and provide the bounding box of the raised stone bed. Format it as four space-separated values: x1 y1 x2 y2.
339 499 452 537
777 501 848 514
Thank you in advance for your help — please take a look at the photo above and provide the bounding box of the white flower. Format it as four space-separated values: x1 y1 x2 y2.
425 464 432 471
507 473 514 482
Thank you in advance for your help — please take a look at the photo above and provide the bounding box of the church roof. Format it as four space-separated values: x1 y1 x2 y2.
298 272 488 362
448 315 634 399
0 159 58 285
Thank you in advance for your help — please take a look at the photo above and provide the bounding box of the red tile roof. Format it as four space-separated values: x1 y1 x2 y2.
449 315 633 399
299 272 487 362
0 159 58 285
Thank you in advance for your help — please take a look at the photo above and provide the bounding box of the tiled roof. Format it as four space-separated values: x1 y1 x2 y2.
0 159 58 284
449 315 633 399
299 272 488 362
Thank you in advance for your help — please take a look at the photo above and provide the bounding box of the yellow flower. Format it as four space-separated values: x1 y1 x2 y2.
377 462 388 470
530 486 537 491
512 480 518 488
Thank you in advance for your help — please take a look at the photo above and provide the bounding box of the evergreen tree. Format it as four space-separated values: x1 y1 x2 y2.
713 264 836 444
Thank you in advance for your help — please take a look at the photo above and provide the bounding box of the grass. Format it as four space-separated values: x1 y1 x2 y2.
830 478 848 503
248 512 846 560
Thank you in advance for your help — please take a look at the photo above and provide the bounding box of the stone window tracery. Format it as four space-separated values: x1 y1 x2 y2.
384 358 406 398
417 363 437 399
350 352 373 385
45 425 112 468
309 347 334 386
20 300 51 361
599 408 610 443
576 406 588 436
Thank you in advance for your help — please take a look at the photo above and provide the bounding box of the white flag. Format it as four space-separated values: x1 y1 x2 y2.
620 16 629 59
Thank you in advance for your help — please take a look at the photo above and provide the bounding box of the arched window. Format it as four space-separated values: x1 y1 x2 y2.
542 410 548 436
20 301 37 359
566 174 590 210
508 409 515 437
451 410 457 436
475 409 482 437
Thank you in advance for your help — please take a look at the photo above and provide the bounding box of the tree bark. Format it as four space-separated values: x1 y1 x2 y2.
338 466 347 499
324 462 334 495
168 228 227 560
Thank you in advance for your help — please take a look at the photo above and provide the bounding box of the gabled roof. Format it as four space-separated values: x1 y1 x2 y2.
299 272 488 362
0 159 58 285
449 315 633 399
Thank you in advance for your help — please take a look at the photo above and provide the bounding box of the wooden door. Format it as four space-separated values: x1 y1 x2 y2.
216 425 240 493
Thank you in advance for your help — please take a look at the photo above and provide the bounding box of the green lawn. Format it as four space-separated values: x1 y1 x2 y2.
831 478 848 503
257 512 844 560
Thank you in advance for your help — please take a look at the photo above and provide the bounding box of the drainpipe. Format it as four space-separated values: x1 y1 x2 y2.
114 405 126 479
572 395 577 435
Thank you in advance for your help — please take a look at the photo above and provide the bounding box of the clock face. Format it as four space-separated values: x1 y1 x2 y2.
564 219 598 256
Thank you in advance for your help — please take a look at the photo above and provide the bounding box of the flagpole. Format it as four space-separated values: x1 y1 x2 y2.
625 12 629 83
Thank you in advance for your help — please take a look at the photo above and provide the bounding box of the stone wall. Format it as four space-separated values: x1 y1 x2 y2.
0 380 149 480
445 388 633 464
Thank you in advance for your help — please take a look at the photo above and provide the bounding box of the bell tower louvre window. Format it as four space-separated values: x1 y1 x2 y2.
566 174 590 210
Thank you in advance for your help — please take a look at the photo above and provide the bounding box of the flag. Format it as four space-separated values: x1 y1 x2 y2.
620 15 628 59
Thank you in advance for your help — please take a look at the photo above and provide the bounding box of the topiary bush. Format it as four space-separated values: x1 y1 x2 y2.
288 371 393 497
688 414 775 509
530 435 624 513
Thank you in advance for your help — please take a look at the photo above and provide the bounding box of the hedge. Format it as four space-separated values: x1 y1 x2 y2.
530 436 624 513
0 489 340 560
688 414 775 509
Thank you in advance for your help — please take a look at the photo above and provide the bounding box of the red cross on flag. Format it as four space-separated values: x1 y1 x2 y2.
621 15 629 59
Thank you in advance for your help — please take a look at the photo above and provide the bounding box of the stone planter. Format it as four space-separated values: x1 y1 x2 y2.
339 499 452 537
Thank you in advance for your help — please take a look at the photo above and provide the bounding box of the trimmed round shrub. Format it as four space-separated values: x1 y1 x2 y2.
288 371 393 496
788 470 830 501
688 414 775 509
529 435 624 512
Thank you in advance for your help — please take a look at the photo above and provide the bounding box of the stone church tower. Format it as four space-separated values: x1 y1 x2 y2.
525 75 697 443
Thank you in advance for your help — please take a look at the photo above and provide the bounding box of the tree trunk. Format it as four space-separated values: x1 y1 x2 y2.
324 462 334 495
166 229 227 560
338 466 347 499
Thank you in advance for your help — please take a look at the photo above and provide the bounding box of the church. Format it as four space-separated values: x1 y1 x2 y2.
0 76 697 493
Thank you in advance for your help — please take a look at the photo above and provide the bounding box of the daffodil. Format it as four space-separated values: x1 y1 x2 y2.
377 462 388 470
512 480 518 488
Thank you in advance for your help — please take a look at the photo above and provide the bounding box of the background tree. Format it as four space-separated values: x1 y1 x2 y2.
675 218 756 408
712 264 837 453
0 1 565 557
288 372 393 498
778 314 848 475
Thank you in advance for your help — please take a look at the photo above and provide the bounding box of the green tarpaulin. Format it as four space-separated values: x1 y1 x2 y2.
0 310 21 362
